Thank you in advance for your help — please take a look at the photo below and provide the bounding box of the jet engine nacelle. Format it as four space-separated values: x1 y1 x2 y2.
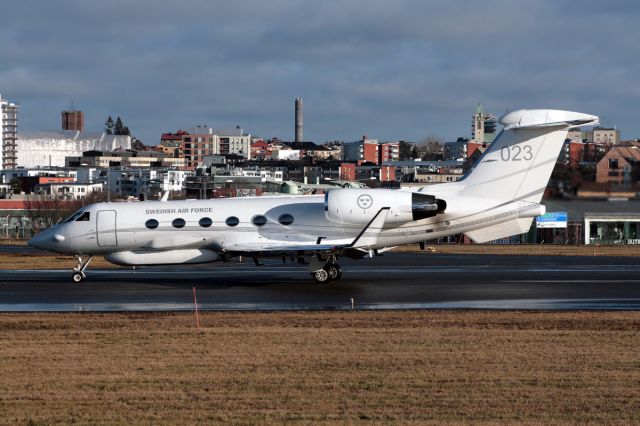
324 189 446 225
105 249 220 266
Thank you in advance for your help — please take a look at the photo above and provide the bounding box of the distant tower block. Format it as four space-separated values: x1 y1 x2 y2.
295 97 303 142
62 110 84 132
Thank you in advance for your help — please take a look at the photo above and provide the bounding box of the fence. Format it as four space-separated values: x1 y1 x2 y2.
0 216 34 240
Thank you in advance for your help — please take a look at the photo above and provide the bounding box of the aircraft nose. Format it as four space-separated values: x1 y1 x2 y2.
28 229 62 251
27 232 47 250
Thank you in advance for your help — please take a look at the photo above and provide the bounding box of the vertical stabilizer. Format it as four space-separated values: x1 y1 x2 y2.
460 109 598 204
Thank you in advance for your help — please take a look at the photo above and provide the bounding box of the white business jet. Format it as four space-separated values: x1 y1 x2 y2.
28 109 598 283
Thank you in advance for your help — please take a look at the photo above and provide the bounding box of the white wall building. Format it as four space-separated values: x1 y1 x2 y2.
16 131 131 168
34 182 103 199
272 149 300 161
235 168 284 182
1 94 19 169
219 133 252 158
83 168 191 198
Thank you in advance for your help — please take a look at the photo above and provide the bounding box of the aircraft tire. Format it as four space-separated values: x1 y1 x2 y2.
72 272 85 283
325 264 342 281
312 269 331 284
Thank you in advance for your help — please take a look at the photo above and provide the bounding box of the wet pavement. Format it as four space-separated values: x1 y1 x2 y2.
1 253 640 311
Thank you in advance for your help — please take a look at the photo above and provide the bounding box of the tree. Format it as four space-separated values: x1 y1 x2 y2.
24 191 111 235
24 194 75 235
105 115 144 146
131 138 146 151
398 141 415 160
105 116 114 135
411 146 420 159
114 117 124 135
416 137 444 161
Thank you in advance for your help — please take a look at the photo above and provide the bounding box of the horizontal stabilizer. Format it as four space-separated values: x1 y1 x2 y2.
499 109 599 130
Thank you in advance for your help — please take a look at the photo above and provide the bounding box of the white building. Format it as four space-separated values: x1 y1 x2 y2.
272 149 301 161
78 168 191 198
34 182 103 200
16 131 131 168
235 168 284 182
219 133 251 158
1 94 19 169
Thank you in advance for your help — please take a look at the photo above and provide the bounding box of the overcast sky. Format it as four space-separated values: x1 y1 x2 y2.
1 0 638 145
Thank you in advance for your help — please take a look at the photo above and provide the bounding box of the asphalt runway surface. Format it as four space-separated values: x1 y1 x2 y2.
2 252 640 311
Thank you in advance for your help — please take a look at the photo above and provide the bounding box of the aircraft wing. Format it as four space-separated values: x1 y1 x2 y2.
223 242 350 255
224 207 391 256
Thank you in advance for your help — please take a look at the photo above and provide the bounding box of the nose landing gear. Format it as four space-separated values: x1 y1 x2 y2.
72 255 93 283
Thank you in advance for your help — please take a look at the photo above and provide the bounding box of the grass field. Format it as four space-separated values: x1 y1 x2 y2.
1 311 639 424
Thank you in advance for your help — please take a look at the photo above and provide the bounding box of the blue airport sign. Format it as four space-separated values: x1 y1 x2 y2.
536 212 568 229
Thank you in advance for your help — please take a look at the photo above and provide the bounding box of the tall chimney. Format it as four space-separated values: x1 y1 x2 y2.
295 97 303 142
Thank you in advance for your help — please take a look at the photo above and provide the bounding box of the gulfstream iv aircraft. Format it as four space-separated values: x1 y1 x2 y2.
29 109 598 283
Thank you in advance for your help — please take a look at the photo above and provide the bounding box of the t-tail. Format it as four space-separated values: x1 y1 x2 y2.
447 109 598 242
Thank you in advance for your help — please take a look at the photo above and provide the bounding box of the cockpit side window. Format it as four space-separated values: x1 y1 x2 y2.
76 212 90 222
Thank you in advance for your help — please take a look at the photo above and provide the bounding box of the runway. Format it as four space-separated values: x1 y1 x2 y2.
2 253 640 311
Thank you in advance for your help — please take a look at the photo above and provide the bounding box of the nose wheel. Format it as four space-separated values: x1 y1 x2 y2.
72 255 93 283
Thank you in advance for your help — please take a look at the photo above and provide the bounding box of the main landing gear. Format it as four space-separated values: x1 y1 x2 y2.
309 254 343 284
72 255 93 283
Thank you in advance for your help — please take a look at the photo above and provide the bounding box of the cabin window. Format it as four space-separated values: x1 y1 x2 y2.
226 216 239 227
172 218 186 228
145 219 159 229
252 215 267 227
76 212 90 222
199 217 213 228
278 213 294 226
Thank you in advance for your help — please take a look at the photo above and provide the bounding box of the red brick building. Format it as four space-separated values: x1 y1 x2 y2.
362 140 379 164
596 142 640 184
340 163 356 181
160 130 218 170
61 110 84 132
379 142 399 163
379 165 396 182
250 139 269 160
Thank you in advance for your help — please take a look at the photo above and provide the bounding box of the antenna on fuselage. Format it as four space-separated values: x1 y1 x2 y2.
161 191 170 202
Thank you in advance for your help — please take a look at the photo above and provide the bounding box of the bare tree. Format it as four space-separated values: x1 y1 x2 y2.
24 191 110 234
416 135 444 161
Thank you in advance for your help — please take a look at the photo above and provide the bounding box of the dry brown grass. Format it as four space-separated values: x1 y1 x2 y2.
1 244 638 271
394 244 640 256
1 311 639 425
0 239 26 245
0 253 118 270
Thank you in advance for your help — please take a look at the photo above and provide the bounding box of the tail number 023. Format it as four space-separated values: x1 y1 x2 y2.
500 145 533 161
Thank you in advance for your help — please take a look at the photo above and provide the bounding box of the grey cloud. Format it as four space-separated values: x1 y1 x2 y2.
1 0 639 145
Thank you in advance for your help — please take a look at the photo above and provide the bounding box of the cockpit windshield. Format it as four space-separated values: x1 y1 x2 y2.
63 210 84 223
76 212 90 221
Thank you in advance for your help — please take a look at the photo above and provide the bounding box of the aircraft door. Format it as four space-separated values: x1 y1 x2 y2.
96 210 118 247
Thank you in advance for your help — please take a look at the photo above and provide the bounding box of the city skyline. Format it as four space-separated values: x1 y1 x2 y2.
1 0 638 144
